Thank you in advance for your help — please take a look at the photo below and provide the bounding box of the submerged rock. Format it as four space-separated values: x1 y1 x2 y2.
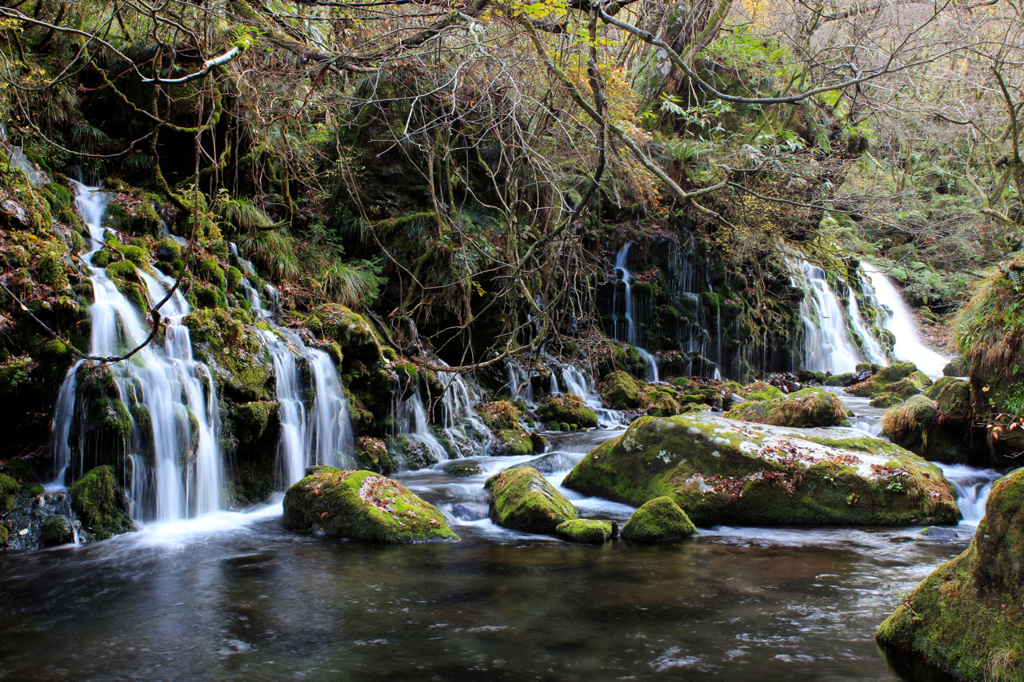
283 466 458 542
563 412 959 526
877 468 1024 681
485 466 577 534
727 387 846 428
556 519 612 543
621 496 697 542
69 465 133 540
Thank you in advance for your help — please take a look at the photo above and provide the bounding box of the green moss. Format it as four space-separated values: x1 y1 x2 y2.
727 387 846 428
537 393 598 429
447 463 482 477
91 249 111 268
155 238 182 262
198 258 227 291
882 395 937 444
848 362 931 398
184 308 273 402
0 473 18 512
494 430 535 456
869 394 903 409
283 467 458 542
740 381 785 401
600 371 642 409
39 516 74 547
227 266 243 291
877 468 1024 682
357 436 395 474
825 373 854 387
477 400 521 429
485 466 577 534
0 356 33 400
621 496 697 542
556 519 612 543
563 413 959 526
69 465 133 539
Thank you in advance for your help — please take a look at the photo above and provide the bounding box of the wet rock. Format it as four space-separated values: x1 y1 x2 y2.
485 466 576 534
512 452 580 475
69 465 133 540
39 515 74 547
621 496 697 542
846 362 931 399
556 519 612 543
726 387 846 428
356 436 396 475
563 412 960 526
877 468 1024 681
537 393 598 429
444 462 482 477
491 430 535 457
919 526 959 542
882 381 976 464
2 491 88 550
283 466 458 542
600 371 642 410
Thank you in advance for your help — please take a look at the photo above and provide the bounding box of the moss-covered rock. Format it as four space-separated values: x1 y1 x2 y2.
485 466 577 533
727 387 846 428
39 515 74 547
646 390 682 417
825 373 855 387
0 473 18 512
537 393 598 429
882 383 976 464
492 430 535 457
740 381 785 401
621 496 697 542
556 519 612 543
847 361 932 398
283 467 457 542
184 308 273 402
600 371 642 409
877 468 1024 681
356 436 396 474
869 394 904 409
477 400 521 430
563 412 959 526
69 465 133 540
446 462 482 477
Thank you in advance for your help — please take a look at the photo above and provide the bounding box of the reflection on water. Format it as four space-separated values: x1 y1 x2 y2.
0 425 972 681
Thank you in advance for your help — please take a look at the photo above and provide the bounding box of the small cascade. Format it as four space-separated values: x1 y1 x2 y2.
561 364 622 427
861 262 950 378
613 243 659 382
436 361 492 457
667 233 717 378
935 464 1003 526
228 243 272 317
394 387 449 464
846 281 889 366
255 330 355 488
52 181 224 522
505 359 535 405
791 259 863 374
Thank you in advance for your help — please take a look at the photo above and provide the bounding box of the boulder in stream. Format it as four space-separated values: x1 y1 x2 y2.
485 466 577 534
621 496 697 542
283 466 458 542
69 465 134 540
599 371 642 409
881 379 977 463
846 361 932 399
556 519 612 543
877 468 1024 682
537 394 598 430
727 387 846 428
563 413 960 526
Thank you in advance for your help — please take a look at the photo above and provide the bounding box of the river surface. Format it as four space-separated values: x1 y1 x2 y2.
0 425 994 682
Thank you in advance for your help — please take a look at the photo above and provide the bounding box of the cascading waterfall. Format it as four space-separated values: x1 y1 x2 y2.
861 262 950 378
560 364 622 426
505 360 535 405
791 259 863 374
935 464 1002 525
394 387 448 463
52 181 223 522
436 361 492 457
846 280 889 366
668 233 716 378
613 243 659 382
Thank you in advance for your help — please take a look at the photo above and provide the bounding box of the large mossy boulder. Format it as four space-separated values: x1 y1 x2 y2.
600 371 642 409
846 361 932 398
621 496 697 542
537 393 598 429
491 430 535 457
880 380 977 463
283 466 458 542
727 387 846 428
69 465 133 540
877 468 1024 681
485 466 577 534
563 413 959 526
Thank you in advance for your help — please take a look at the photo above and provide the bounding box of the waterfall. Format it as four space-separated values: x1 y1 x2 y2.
51 181 224 522
262 327 357 480
935 464 1002 526
846 280 889 366
436 360 491 457
861 262 950 378
394 387 448 464
613 243 659 382
561 364 622 427
505 360 535 405
791 259 862 374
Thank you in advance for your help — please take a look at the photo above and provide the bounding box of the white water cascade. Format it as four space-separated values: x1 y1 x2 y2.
847 280 889 366
394 387 449 464
52 181 224 521
935 464 1003 526
505 360 535 405
560 364 622 427
613 243 659 382
861 262 950 378
791 259 863 374
257 328 356 486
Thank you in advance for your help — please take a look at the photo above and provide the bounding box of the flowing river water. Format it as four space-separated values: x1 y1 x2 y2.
0 420 1001 682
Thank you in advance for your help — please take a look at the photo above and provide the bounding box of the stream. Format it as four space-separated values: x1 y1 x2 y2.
0 423 1001 681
